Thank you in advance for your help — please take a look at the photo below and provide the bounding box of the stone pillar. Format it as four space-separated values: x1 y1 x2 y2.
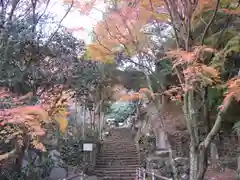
210 143 219 168
155 128 168 150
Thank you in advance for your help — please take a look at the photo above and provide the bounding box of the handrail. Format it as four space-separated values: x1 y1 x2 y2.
136 167 173 180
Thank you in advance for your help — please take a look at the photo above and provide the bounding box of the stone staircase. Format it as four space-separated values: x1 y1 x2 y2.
95 128 140 180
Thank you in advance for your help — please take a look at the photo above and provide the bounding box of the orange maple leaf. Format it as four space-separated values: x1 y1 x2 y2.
219 78 240 111
220 8 240 15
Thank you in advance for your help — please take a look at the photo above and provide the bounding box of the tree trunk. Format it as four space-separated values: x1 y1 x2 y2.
189 146 198 180
188 95 233 180
188 145 208 180
185 91 209 180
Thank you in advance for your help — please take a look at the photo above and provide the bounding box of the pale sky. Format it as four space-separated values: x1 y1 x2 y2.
49 0 106 44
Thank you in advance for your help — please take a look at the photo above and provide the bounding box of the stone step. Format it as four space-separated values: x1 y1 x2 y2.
102 146 136 148
104 140 134 145
96 128 139 179
107 137 134 139
96 169 136 174
107 136 134 138
108 130 134 134
97 157 139 161
107 132 133 134
96 172 136 178
102 143 136 145
97 159 140 163
101 147 137 150
97 153 139 158
96 161 140 165
101 146 137 149
97 160 140 164
101 146 137 150
97 156 139 160
109 133 134 136
98 155 138 158
102 144 136 147
96 172 136 177
96 168 138 173
96 167 137 171
100 150 138 153
96 162 140 166
102 146 136 149
101 149 136 152
98 153 138 157
97 175 135 180
107 131 133 134
96 165 139 168
98 152 139 156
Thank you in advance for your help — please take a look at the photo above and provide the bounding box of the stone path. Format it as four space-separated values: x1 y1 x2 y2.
95 128 140 180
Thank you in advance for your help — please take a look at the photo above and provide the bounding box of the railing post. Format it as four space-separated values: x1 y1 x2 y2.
80 171 83 180
143 168 146 180
138 168 141 179
151 169 155 180
136 168 139 180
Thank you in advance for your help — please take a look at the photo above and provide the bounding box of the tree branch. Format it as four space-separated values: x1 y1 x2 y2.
30 0 37 33
45 0 74 45
0 148 16 161
163 0 181 48
7 0 20 22
202 95 234 149
0 134 24 162
201 0 220 45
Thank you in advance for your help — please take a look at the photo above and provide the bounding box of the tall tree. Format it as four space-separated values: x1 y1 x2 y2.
163 0 240 179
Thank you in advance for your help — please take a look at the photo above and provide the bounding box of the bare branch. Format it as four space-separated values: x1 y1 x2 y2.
0 148 16 161
202 95 234 149
7 0 20 22
201 0 220 45
37 0 51 23
45 0 74 45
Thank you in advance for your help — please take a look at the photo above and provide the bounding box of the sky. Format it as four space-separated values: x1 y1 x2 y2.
49 0 106 44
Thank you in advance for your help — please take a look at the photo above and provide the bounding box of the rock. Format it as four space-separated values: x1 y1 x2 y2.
50 150 61 157
44 133 58 147
174 157 189 165
49 167 67 180
22 148 41 167
21 159 29 168
180 173 189 180
67 165 77 174
85 176 98 180
49 150 64 166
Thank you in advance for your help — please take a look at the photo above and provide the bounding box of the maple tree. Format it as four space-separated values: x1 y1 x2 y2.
0 1 110 176
118 88 154 102
162 0 239 180
0 84 72 166
0 0 80 165
67 0 169 62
